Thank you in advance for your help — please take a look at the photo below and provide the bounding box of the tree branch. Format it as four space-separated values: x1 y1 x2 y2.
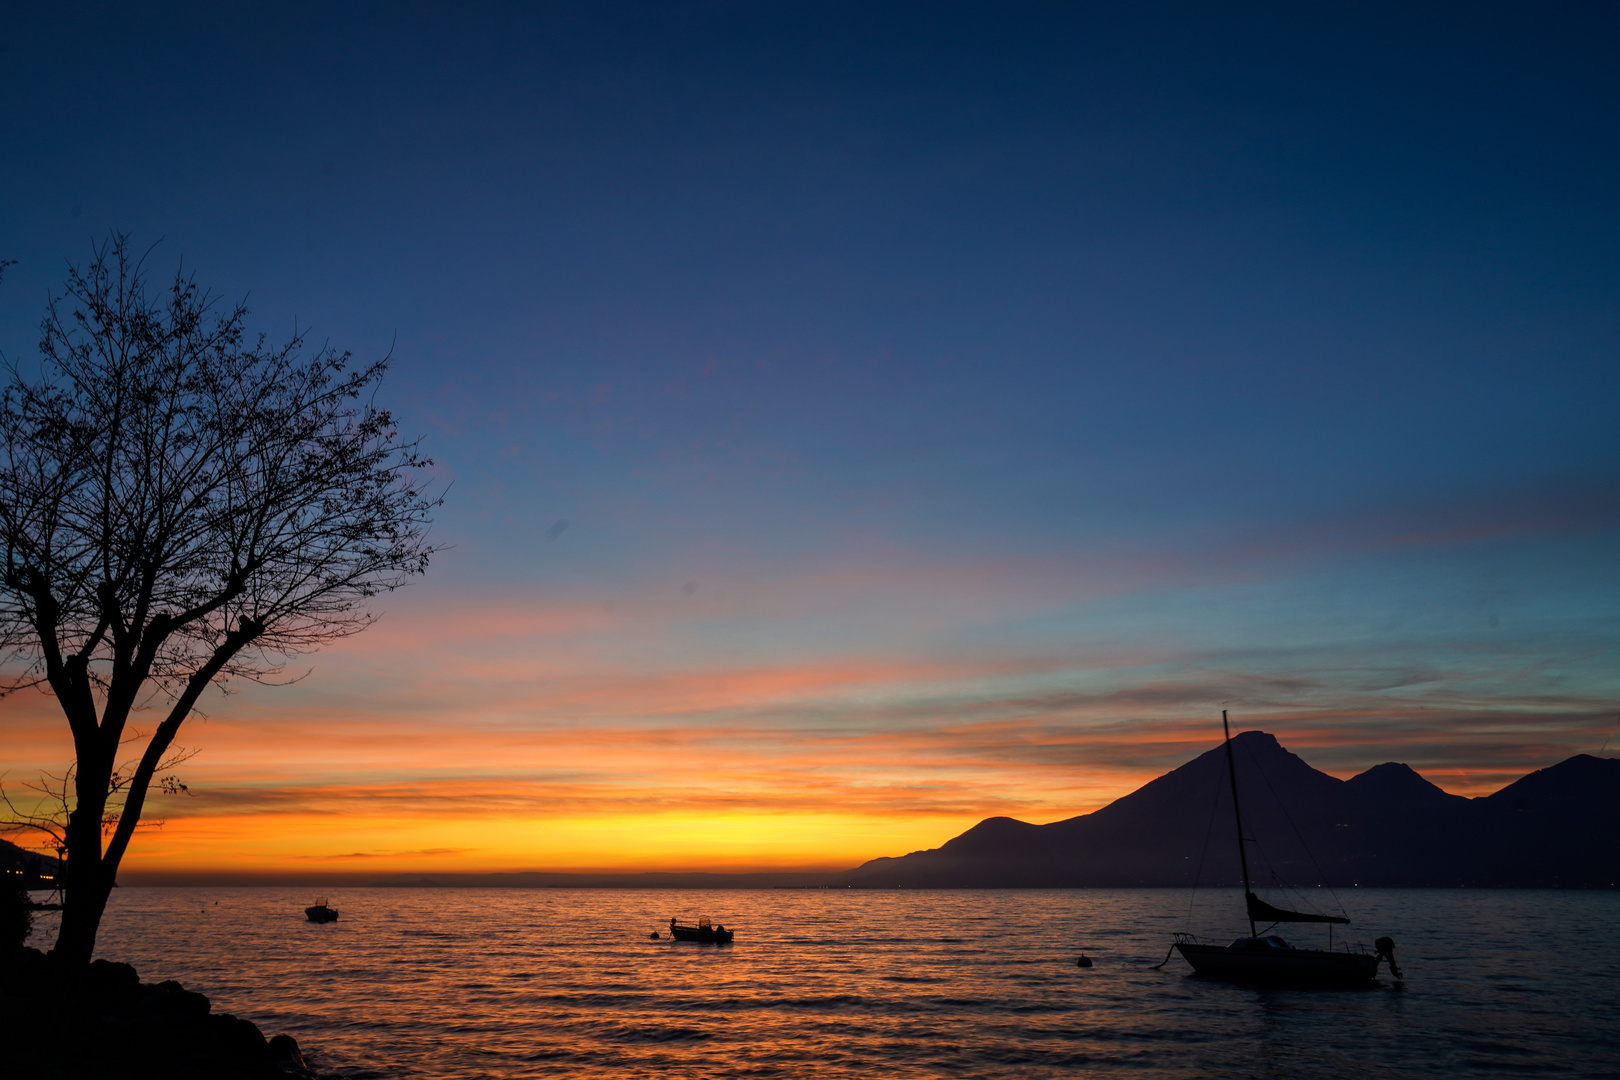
101 616 262 874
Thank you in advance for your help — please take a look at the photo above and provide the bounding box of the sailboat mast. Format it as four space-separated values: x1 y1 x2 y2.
1222 710 1257 938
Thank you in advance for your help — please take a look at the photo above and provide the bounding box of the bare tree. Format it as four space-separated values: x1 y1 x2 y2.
0 235 440 963
2 739 198 872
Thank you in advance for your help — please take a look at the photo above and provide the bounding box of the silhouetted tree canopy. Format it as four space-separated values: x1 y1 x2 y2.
0 235 440 962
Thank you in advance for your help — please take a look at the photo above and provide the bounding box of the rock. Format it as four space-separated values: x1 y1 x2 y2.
88 957 139 986
139 978 214 1018
0 946 327 1078
268 1033 308 1069
210 1012 270 1058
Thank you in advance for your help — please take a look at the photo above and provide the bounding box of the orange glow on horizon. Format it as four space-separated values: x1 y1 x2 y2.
108 808 982 876
3 587 1609 876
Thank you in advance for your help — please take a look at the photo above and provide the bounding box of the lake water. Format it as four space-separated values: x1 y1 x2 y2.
26 888 1620 1079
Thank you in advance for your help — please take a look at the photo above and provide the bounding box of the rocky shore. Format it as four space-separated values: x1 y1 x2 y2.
0 947 321 1079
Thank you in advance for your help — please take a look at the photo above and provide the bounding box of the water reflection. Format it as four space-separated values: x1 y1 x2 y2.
27 888 1619 1078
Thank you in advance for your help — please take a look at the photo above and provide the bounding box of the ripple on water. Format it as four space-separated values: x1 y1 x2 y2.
25 888 1620 1079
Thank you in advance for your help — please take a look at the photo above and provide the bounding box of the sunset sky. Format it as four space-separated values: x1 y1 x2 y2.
2 3 1618 876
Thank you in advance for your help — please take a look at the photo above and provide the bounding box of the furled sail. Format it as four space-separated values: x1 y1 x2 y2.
1246 891 1349 925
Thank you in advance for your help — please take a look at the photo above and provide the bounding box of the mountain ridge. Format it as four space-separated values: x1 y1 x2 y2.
837 732 1620 888
36 737 1620 889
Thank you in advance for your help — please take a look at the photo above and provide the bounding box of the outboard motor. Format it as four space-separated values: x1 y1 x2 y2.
1374 936 1403 979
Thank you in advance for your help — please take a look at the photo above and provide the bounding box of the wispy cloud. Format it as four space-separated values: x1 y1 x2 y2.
293 848 474 860
4 487 1615 874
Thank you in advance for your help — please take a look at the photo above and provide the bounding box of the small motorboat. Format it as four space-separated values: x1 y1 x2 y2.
305 896 339 923
667 916 733 943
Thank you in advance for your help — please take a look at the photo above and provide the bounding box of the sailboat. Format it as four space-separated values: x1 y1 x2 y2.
1166 712 1402 983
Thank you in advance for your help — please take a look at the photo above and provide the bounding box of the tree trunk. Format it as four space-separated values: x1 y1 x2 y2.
53 806 114 966
53 877 113 967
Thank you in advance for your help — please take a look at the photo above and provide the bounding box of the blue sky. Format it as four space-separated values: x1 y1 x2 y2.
2 2 1617 871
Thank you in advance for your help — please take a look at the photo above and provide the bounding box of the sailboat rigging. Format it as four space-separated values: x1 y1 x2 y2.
1164 711 1403 983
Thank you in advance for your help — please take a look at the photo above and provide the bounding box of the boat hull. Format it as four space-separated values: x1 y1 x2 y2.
668 926 732 943
1175 942 1377 983
305 906 339 923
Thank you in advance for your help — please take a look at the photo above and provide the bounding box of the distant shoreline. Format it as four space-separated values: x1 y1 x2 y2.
114 871 850 889
92 877 1620 890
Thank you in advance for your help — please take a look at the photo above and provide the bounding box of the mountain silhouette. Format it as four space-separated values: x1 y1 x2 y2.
839 732 1620 888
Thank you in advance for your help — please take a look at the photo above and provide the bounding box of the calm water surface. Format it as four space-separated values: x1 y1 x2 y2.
27 888 1620 1079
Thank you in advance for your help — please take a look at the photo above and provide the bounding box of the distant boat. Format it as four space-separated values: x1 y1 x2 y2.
1165 712 1402 984
667 917 733 943
305 897 339 923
